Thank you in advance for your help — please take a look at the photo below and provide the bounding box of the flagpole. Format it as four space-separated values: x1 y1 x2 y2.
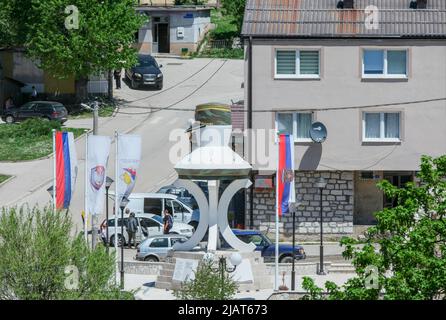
84 132 89 243
114 131 119 284
275 136 280 291
52 129 57 214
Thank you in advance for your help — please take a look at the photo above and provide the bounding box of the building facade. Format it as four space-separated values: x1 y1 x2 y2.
242 0 446 236
136 5 212 55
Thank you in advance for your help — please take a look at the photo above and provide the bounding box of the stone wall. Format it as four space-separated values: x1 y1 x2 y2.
246 171 354 236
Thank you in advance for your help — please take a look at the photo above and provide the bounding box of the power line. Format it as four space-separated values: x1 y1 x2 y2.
113 97 446 114
115 60 229 116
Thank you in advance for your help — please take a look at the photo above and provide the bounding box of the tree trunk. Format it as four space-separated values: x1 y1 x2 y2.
108 70 113 100
75 76 89 102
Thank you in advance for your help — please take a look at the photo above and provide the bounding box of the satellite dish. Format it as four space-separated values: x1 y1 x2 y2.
309 122 328 143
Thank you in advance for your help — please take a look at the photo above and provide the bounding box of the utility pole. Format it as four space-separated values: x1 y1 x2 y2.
91 100 99 249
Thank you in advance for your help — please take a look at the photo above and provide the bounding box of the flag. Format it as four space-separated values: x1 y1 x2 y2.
55 131 78 210
277 134 296 217
116 134 142 204
86 135 111 216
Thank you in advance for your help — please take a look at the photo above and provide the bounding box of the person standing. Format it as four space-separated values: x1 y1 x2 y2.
4 96 14 110
114 69 122 90
126 212 138 249
163 209 173 235
30 86 38 100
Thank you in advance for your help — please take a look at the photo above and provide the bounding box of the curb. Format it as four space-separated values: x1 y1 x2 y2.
0 175 16 188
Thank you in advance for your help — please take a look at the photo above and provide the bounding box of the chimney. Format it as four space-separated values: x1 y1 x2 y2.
337 0 354 9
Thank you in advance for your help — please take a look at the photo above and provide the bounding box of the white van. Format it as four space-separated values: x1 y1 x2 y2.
110 192 194 224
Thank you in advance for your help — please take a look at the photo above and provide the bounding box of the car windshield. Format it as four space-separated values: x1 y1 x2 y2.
137 57 157 68
260 234 273 245
151 215 163 224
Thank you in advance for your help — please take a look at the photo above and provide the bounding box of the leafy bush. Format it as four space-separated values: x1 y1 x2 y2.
195 48 244 60
173 258 238 300
0 206 132 300
301 155 446 300
0 118 61 139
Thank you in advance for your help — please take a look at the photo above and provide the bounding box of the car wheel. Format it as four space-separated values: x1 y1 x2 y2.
5 115 15 124
144 256 159 263
131 79 139 90
110 234 126 247
279 255 294 264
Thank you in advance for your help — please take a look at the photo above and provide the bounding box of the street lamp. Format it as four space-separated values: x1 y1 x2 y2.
119 196 130 289
289 201 302 291
105 177 114 254
316 177 327 275
206 252 243 299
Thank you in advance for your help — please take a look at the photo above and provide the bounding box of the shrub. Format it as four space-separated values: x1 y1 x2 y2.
173 258 238 300
0 206 132 300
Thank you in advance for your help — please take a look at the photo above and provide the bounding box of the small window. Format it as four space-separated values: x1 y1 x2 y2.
276 112 313 142
363 112 401 142
144 198 162 215
363 49 407 78
275 49 320 79
150 238 169 248
171 238 187 246
140 218 159 228
107 218 128 228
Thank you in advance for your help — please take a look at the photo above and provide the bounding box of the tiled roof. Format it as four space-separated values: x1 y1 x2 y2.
242 0 446 38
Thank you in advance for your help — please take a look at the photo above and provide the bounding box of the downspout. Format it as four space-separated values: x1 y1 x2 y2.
248 36 254 229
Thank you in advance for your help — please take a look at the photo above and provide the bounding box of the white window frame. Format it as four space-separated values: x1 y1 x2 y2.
275 112 314 143
275 49 321 80
362 112 402 143
362 49 408 79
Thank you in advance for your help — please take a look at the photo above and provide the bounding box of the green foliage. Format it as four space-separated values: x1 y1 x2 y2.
195 48 244 59
301 155 446 300
0 206 132 300
175 0 206 5
0 175 10 184
209 9 239 40
173 258 238 300
0 119 86 161
220 0 246 34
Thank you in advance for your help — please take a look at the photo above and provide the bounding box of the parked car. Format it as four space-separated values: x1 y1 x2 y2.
222 230 306 263
102 213 194 247
157 185 198 209
135 235 189 262
125 54 163 90
109 192 194 224
1 101 68 124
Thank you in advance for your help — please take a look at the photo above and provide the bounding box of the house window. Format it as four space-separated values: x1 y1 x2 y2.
275 49 320 79
363 112 401 142
363 49 408 78
276 112 313 142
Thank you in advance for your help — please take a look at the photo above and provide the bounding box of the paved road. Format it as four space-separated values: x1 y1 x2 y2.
0 58 244 231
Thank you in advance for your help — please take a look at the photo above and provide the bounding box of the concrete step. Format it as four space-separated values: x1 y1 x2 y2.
328 263 356 274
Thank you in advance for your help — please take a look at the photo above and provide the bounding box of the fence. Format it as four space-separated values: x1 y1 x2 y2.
208 38 242 50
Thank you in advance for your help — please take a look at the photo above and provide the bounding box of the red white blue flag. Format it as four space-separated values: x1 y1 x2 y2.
277 134 295 217
55 131 78 210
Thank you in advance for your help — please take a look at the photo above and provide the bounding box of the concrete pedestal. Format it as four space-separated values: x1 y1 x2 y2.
155 250 273 292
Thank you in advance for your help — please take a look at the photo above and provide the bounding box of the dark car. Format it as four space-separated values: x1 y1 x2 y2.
1 101 68 124
125 54 163 90
222 229 306 263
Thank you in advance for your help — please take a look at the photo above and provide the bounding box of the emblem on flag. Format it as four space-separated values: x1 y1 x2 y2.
90 166 106 191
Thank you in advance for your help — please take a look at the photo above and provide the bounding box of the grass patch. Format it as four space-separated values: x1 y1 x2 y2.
0 119 86 161
0 175 10 184
194 48 244 60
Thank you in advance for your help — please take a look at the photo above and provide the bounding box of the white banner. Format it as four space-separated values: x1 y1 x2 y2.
117 134 142 204
87 135 111 216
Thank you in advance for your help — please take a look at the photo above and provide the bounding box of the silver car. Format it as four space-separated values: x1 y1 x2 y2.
136 235 188 262
103 213 194 247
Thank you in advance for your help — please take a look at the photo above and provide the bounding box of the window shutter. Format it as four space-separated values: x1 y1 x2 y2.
276 51 296 75
300 51 319 75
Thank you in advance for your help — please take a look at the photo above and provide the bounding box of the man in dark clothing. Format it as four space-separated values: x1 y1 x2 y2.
163 209 173 235
126 212 138 248
114 69 122 89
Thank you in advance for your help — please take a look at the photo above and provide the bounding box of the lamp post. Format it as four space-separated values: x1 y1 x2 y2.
105 176 114 254
289 201 301 291
207 252 243 299
119 196 130 289
316 177 327 275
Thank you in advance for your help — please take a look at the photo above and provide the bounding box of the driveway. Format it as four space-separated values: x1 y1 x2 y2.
0 58 244 231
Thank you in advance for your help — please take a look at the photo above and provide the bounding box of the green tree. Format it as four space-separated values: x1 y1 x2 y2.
173 258 238 300
4 0 146 101
302 155 446 300
220 0 246 34
0 206 132 300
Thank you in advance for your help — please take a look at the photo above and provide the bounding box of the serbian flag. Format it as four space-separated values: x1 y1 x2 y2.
55 131 78 210
277 134 296 217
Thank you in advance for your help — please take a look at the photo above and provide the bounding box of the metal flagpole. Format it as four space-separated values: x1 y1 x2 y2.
275 141 280 291
52 129 57 214
114 131 119 284
84 132 89 243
